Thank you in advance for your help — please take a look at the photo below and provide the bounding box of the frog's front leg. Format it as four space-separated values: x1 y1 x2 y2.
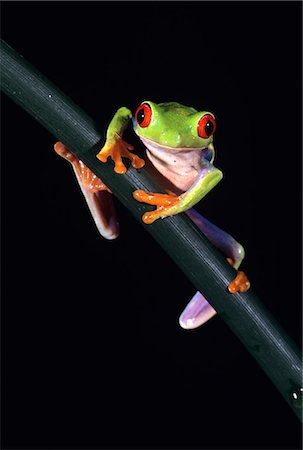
134 163 223 224
96 107 145 174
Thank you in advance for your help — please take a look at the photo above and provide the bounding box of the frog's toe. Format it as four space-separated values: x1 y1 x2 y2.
54 141 77 163
97 137 144 173
127 150 145 170
228 271 250 293
133 190 176 206
96 146 111 163
142 209 165 224
97 144 127 174
133 190 181 224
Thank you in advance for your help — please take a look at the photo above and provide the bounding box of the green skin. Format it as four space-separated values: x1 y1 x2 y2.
100 101 223 217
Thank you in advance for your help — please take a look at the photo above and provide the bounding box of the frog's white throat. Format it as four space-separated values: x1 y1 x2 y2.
138 135 212 192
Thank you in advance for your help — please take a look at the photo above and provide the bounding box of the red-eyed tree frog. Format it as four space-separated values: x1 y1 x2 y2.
54 101 250 329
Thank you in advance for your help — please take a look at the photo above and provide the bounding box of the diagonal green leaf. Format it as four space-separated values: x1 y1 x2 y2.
1 39 302 420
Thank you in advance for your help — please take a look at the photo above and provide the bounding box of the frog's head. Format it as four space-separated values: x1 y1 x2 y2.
132 101 216 161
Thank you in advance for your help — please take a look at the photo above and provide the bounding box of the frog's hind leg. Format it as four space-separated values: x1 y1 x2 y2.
54 142 119 240
186 208 246 270
179 208 249 330
179 292 217 330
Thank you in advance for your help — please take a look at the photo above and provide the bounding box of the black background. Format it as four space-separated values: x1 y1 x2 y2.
2 1 302 449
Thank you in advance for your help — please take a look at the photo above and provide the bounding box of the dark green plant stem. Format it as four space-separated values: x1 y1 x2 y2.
1 39 302 419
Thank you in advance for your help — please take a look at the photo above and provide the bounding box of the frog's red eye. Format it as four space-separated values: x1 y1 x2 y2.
197 114 216 139
135 103 152 128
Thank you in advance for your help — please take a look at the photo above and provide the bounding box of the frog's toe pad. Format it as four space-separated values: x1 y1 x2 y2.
228 271 250 293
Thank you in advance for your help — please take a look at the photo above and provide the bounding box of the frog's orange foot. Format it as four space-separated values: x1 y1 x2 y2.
54 142 110 193
133 190 180 224
228 271 250 294
96 137 145 174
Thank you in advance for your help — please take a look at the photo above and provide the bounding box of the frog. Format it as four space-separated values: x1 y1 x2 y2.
54 101 250 329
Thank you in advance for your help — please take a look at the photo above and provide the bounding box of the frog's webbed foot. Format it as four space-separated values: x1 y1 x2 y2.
54 142 119 240
226 257 250 293
96 136 145 174
228 271 250 293
133 190 181 224
54 142 110 193
178 268 250 330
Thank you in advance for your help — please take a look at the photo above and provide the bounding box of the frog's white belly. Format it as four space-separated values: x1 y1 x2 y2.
140 136 204 192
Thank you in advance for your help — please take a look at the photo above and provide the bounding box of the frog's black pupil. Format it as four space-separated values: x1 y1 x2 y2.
137 108 145 124
205 120 214 136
